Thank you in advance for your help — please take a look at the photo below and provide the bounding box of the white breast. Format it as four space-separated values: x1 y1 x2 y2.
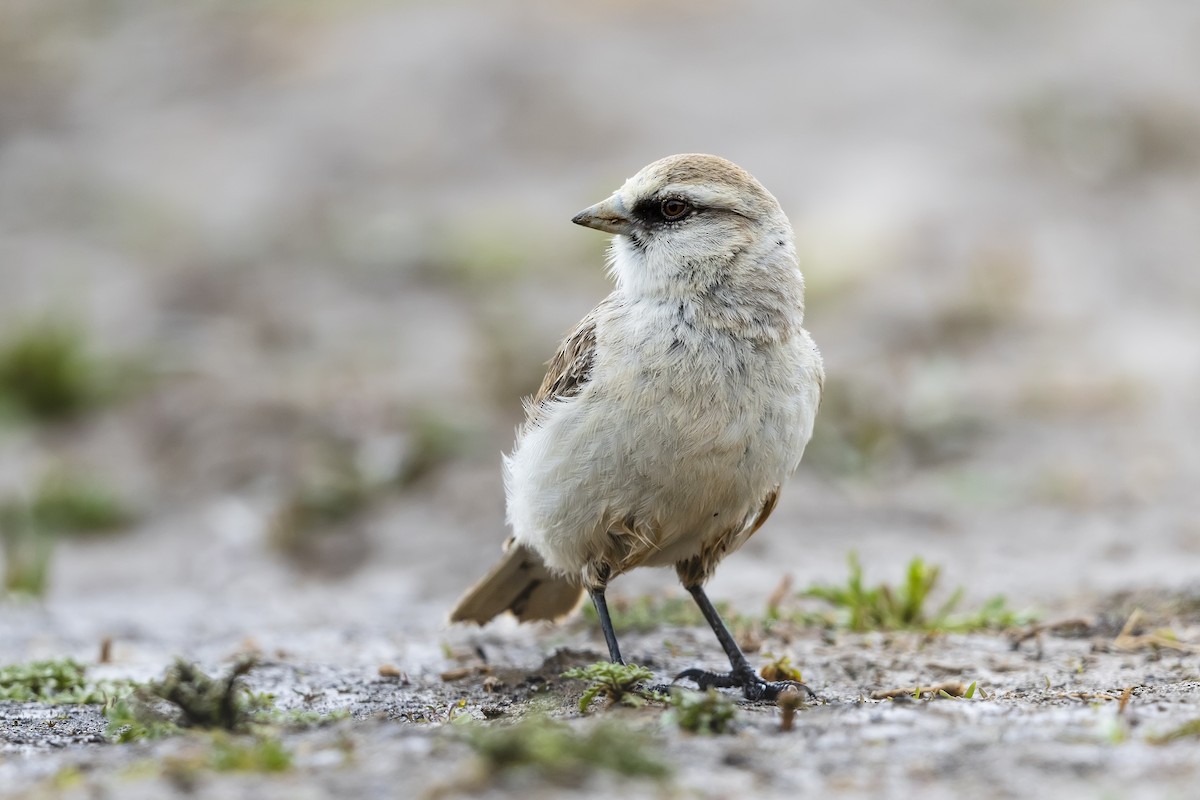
504 297 822 581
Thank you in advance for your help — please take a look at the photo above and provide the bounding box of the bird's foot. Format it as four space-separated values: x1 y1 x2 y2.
673 664 815 702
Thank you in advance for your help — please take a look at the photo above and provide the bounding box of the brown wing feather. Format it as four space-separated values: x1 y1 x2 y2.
525 307 602 426
450 537 584 624
534 317 597 406
746 487 780 537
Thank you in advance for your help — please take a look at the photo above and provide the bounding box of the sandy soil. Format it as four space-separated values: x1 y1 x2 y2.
2 1 1200 797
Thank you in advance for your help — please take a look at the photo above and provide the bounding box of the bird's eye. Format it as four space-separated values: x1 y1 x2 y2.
660 198 690 220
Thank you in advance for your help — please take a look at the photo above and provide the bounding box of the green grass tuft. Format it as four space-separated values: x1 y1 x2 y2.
800 553 1035 633
561 662 663 713
465 716 670 782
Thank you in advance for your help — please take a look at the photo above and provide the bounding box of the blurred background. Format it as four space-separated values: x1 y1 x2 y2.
2 0 1199 668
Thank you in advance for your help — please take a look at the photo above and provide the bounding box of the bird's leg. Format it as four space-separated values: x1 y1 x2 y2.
588 587 625 665
590 586 679 695
674 583 813 702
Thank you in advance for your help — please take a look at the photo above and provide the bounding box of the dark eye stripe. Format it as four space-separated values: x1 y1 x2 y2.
632 197 694 226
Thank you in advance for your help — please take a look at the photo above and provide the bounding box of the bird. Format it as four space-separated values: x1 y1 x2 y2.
450 154 824 700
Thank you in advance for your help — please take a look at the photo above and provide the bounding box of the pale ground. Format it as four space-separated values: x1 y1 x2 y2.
2 1 1200 798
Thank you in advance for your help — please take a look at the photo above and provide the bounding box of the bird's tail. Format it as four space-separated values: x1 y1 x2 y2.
450 538 585 624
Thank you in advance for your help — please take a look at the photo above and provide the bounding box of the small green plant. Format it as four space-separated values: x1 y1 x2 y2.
209 733 293 772
666 689 737 735
952 594 1035 631
149 658 265 730
803 553 947 630
105 659 263 741
0 319 117 423
465 716 670 782
0 658 134 704
800 553 1034 633
561 662 662 713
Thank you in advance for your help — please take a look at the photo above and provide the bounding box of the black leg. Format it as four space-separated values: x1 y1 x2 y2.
687 584 753 673
675 584 813 702
589 587 625 665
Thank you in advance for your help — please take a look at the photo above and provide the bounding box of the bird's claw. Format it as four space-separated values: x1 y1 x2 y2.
672 666 815 702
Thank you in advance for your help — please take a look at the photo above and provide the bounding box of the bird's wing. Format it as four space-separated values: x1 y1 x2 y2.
524 303 605 423
451 307 608 626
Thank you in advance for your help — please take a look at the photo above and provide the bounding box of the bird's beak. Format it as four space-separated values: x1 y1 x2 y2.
571 195 634 236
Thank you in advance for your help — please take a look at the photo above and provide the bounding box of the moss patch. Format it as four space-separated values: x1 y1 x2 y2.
465 716 670 783
0 658 134 704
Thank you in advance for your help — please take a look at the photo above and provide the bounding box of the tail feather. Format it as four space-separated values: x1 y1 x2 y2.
450 539 584 625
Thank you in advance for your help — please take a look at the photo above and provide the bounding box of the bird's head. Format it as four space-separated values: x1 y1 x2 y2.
571 154 798 302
